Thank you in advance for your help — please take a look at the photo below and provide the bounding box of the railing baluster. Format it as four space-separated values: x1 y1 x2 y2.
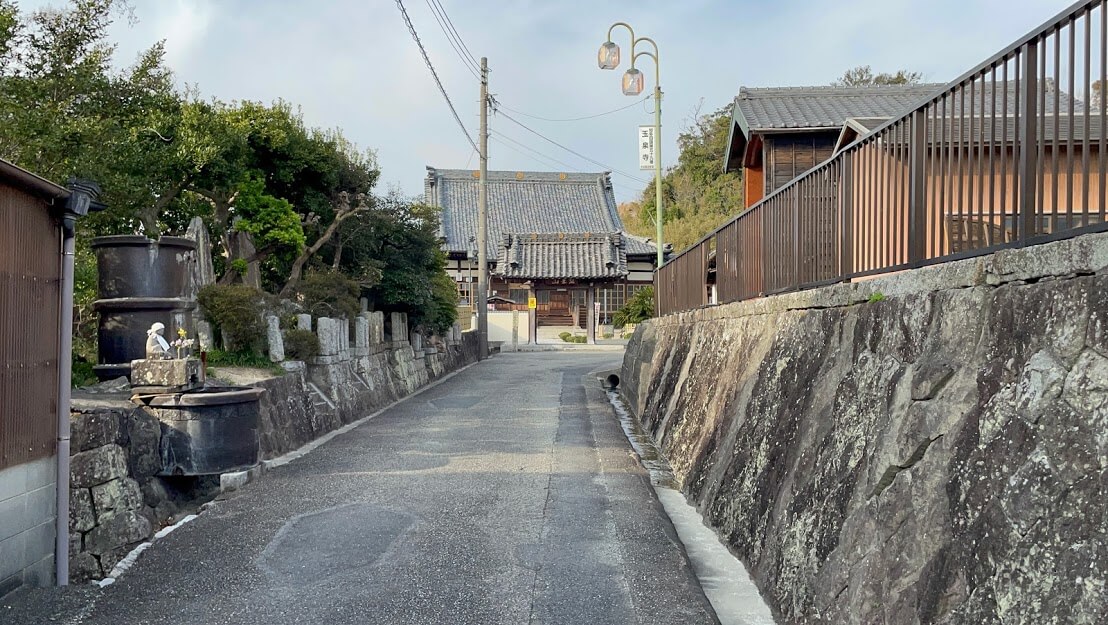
1069 19 1077 230
1084 7 1092 227
1101 0 1106 222
1055 26 1062 219
909 110 928 263
1020 39 1039 240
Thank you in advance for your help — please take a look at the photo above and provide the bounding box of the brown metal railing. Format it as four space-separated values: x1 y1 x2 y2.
657 0 1108 315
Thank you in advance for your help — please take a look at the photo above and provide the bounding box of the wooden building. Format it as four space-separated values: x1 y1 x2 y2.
0 159 71 594
724 84 943 207
425 168 661 329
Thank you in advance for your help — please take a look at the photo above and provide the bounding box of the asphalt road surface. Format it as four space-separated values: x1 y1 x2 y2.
3 353 719 625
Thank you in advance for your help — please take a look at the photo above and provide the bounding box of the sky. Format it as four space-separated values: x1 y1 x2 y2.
18 0 1079 203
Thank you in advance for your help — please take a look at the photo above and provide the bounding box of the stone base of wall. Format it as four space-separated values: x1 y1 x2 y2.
622 231 1108 625
65 329 480 582
259 329 479 459
66 401 219 583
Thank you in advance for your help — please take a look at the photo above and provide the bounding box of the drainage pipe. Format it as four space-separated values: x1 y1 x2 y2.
54 180 102 586
54 214 76 586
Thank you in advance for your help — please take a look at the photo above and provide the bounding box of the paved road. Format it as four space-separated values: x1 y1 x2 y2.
4 353 718 625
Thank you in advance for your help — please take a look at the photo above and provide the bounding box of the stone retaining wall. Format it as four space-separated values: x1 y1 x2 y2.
66 402 213 582
68 322 481 581
621 231 1108 625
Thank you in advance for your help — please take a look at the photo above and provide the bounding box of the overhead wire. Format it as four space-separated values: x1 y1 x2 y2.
493 95 651 122
394 0 478 153
399 0 651 195
423 0 479 79
489 136 570 173
489 129 581 172
493 105 650 185
427 0 480 69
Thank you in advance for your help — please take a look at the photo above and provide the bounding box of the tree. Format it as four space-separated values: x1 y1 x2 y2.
354 193 456 334
228 173 305 286
613 286 654 327
632 102 745 250
833 65 922 86
279 190 371 297
0 0 183 234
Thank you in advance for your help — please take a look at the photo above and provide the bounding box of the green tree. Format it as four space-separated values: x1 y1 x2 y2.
230 173 305 287
833 65 922 86
633 103 745 250
352 193 456 334
613 286 654 327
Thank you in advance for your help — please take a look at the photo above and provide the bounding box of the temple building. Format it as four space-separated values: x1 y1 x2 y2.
424 167 662 335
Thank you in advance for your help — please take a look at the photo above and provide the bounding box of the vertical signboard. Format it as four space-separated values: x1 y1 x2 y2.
638 125 655 170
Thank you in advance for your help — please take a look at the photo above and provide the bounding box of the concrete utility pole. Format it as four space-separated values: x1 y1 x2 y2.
477 57 489 360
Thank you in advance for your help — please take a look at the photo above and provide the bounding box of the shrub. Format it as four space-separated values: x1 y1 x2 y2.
613 286 654 328
295 271 361 319
198 284 267 354
71 353 97 388
283 328 320 361
206 348 282 373
558 331 573 342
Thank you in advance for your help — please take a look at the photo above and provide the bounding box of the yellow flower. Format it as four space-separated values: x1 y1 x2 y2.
177 327 187 338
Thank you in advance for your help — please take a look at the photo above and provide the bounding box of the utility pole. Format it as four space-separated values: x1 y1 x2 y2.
477 57 489 360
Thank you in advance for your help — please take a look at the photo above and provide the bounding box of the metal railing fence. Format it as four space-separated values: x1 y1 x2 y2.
657 0 1108 315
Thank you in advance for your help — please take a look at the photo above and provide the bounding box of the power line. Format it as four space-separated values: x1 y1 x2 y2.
494 95 651 122
427 0 480 70
489 134 645 199
423 0 479 79
493 106 650 184
395 0 478 153
489 136 569 172
489 129 581 172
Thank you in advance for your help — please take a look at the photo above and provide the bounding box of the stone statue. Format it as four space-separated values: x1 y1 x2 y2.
146 322 172 359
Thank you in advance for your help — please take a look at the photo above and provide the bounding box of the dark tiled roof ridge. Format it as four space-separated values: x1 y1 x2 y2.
738 83 945 98
426 167 609 182
502 231 623 240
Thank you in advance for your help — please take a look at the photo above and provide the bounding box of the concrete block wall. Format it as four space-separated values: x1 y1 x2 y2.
0 456 56 596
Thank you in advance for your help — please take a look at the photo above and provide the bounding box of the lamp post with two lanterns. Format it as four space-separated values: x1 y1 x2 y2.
598 23 664 266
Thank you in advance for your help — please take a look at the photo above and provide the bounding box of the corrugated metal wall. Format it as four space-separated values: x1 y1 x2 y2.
0 183 60 471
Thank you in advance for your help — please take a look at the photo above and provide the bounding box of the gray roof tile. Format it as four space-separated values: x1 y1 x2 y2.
425 167 656 257
496 232 628 280
736 84 945 131
736 82 1084 134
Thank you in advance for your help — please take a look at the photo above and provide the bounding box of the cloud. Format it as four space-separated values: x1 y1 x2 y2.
14 0 1079 204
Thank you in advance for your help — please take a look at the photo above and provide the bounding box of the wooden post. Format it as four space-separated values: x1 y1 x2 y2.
586 286 596 345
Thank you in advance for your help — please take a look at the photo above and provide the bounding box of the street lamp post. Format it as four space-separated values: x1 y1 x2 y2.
598 22 663 267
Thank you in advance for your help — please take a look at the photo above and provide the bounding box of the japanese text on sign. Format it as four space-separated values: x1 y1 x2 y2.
638 125 655 170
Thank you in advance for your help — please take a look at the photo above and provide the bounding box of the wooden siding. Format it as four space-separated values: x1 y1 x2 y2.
765 133 838 195
0 184 60 471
